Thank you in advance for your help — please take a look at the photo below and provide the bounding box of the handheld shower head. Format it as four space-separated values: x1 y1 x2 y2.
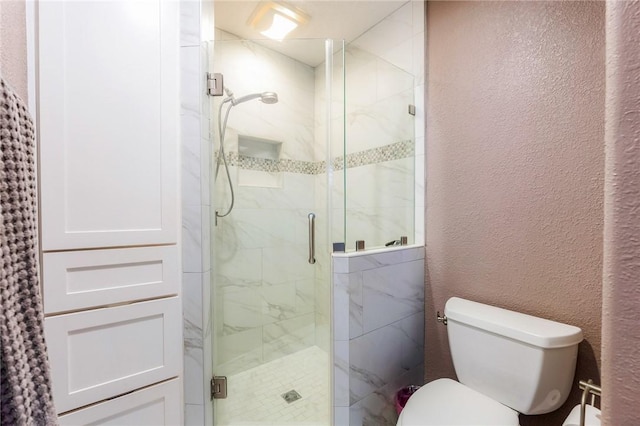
260 92 278 104
231 91 279 106
215 88 280 220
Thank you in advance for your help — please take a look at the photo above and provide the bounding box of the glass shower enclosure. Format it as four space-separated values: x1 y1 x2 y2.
207 9 421 422
209 35 344 425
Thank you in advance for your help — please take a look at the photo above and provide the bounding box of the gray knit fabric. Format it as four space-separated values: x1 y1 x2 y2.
0 77 58 425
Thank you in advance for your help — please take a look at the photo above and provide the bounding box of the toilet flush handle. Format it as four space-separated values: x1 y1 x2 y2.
436 311 448 325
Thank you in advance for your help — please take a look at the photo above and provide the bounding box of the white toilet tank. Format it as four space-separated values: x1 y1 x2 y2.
445 297 583 415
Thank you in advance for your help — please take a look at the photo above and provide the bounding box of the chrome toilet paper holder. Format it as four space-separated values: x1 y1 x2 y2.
578 379 601 426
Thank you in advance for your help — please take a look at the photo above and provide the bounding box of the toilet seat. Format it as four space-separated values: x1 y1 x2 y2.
397 378 520 426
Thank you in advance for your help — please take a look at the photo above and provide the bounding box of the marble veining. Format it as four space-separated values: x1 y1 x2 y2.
182 204 203 273
333 246 425 425
349 364 387 403
180 46 201 118
181 115 202 206
334 340 350 407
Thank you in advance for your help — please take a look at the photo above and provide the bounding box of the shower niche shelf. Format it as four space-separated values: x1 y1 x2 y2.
237 135 283 188
239 135 282 160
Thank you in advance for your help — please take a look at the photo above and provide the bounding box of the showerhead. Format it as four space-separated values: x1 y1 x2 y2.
230 91 279 106
260 92 278 104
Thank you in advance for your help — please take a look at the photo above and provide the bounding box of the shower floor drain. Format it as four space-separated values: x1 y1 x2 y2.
281 390 302 403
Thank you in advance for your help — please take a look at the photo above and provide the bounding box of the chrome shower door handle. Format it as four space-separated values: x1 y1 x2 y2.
308 213 316 264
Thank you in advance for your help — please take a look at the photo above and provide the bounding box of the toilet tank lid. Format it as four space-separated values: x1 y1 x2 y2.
445 297 583 349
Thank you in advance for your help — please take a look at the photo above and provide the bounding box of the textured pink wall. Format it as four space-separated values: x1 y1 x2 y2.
0 0 28 102
602 2 640 425
425 2 604 425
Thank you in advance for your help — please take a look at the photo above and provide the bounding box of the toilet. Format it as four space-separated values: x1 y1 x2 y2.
398 297 583 426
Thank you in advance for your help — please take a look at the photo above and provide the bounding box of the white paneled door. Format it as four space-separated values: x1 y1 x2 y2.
37 0 179 251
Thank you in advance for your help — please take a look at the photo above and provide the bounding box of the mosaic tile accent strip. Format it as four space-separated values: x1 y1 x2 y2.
339 139 414 170
222 152 324 174
217 139 414 175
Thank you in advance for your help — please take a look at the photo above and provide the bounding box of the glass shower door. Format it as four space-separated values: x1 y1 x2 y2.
209 37 344 426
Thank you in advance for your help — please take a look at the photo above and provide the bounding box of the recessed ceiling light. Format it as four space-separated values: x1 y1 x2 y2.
248 1 310 41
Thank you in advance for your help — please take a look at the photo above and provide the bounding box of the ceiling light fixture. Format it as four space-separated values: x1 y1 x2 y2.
248 1 310 41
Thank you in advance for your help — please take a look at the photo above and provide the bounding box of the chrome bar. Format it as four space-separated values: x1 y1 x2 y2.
308 213 316 264
579 379 601 426
579 379 602 397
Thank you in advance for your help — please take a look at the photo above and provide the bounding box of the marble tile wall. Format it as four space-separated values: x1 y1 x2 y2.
333 246 425 426
180 0 214 424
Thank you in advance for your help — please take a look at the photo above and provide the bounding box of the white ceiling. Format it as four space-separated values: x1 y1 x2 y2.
214 0 409 66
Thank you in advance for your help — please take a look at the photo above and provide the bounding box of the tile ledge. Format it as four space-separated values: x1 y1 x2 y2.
331 244 424 258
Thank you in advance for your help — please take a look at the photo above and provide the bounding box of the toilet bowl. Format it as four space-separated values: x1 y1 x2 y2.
398 378 520 426
397 297 583 426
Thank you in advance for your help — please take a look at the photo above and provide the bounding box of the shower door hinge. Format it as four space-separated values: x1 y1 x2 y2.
207 73 224 96
211 375 227 399
408 104 416 116
211 375 228 399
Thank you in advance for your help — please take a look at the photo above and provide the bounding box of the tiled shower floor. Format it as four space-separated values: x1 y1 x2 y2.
216 346 330 426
